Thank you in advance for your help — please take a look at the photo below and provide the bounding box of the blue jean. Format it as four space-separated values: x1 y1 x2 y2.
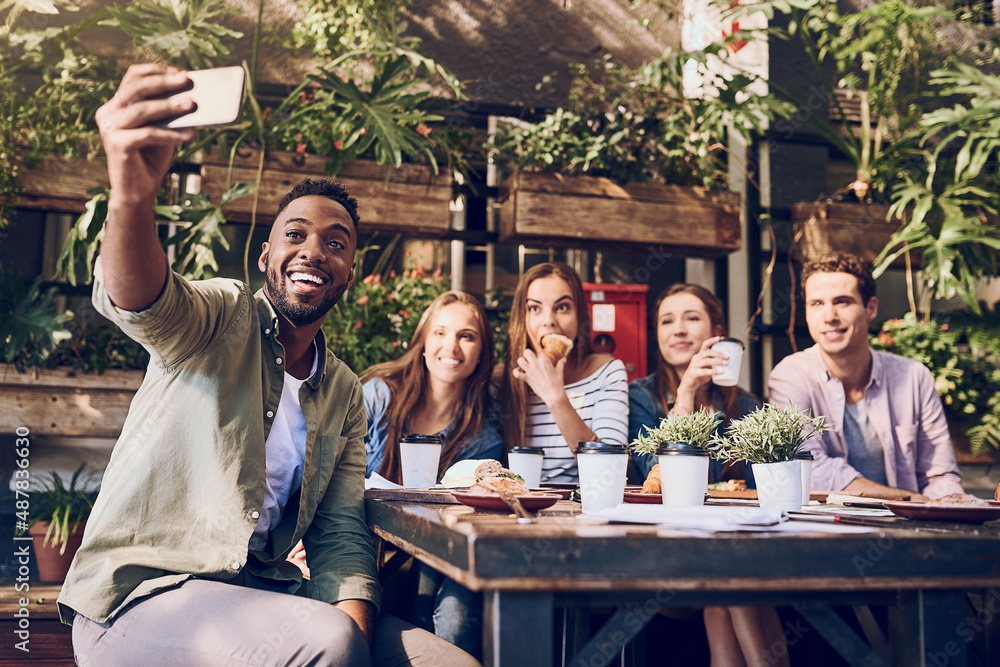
412 562 483 660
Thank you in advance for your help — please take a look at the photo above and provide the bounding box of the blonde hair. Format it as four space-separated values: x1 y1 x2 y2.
360 291 494 484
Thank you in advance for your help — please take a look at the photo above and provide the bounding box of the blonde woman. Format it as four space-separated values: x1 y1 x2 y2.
361 290 502 483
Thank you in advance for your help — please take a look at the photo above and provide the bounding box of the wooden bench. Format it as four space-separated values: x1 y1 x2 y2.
0 583 73 665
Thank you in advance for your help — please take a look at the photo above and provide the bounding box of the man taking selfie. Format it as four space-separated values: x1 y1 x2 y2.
57 64 477 667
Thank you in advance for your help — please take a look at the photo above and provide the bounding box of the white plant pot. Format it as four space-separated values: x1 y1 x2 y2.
752 460 803 511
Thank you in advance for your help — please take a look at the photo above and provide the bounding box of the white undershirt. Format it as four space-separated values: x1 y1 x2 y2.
249 347 316 551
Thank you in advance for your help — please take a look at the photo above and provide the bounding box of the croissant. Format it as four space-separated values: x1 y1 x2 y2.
540 333 573 365
641 464 661 494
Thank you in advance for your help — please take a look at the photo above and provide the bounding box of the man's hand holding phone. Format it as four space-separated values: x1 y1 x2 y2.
96 64 197 206
97 65 246 206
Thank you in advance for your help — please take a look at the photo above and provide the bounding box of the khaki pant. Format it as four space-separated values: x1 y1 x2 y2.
72 578 480 667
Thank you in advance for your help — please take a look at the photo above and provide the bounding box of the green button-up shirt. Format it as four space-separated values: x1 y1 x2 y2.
58 259 380 624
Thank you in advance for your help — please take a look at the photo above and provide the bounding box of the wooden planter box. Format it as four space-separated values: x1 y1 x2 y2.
790 201 913 267
498 172 741 257
0 366 142 438
200 150 454 237
16 152 454 238
15 155 109 214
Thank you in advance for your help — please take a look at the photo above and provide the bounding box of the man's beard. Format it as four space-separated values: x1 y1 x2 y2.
265 263 348 326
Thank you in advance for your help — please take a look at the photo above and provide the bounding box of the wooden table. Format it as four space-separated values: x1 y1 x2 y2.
365 497 1000 667
0 583 72 665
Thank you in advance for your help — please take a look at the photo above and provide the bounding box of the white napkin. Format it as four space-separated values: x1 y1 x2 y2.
364 473 402 490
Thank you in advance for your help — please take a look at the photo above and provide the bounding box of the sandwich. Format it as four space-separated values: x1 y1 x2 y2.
540 333 574 365
441 459 529 496
467 460 529 496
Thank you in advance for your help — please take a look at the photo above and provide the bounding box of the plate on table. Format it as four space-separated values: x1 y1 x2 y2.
624 491 663 504
882 500 1000 523
533 487 573 499
450 491 561 512
624 492 713 505
707 488 758 500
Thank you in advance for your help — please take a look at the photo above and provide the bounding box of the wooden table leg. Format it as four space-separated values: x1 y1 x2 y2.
889 590 968 667
483 591 553 667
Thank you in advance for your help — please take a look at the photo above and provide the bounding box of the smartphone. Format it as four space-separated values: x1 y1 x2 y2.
157 66 246 129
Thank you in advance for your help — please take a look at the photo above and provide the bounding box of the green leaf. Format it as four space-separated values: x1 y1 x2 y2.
0 262 72 366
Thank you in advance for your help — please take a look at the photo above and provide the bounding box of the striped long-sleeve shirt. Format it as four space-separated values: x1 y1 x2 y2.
526 359 629 483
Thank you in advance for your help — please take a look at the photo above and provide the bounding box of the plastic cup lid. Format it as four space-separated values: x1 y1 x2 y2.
400 434 443 444
656 444 711 457
509 446 544 455
715 337 745 348
576 442 628 454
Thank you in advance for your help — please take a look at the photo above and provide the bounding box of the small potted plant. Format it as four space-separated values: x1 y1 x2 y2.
708 404 831 510
631 409 718 507
24 463 98 582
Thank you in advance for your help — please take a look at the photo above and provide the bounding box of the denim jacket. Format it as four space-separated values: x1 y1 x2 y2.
363 377 505 480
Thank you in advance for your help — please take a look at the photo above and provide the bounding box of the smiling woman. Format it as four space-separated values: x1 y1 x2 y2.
359 291 503 485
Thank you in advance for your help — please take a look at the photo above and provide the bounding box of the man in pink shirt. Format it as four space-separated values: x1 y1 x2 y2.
768 252 963 500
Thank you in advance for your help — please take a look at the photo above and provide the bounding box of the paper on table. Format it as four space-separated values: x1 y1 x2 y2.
582 504 876 533
365 473 403 490
585 504 783 530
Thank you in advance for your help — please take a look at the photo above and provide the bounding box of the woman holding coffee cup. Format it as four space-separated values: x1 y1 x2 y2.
629 283 759 485
628 283 786 667
498 262 629 483
361 290 502 484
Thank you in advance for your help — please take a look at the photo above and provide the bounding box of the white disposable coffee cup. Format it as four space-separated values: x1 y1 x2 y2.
795 451 814 506
657 445 710 507
507 447 544 489
399 434 443 488
711 337 745 387
576 443 629 513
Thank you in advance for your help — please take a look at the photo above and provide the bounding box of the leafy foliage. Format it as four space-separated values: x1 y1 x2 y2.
490 43 791 188
275 56 444 175
101 0 243 70
872 63 1000 312
708 404 831 464
630 409 720 455
322 241 448 374
752 0 989 199
21 463 98 554
156 182 255 280
872 311 1000 454
0 263 72 369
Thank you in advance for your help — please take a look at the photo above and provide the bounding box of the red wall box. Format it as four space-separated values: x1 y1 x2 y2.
582 283 649 382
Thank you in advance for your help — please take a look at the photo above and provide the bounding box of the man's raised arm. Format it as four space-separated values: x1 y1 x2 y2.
95 64 195 311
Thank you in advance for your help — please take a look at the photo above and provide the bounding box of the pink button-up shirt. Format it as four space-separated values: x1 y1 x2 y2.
768 345 963 499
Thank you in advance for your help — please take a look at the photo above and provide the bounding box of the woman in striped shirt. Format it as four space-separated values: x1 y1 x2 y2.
498 262 629 483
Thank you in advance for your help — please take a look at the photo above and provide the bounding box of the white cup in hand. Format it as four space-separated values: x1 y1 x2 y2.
711 337 744 387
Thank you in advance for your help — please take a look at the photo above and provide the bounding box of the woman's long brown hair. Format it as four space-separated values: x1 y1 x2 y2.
653 284 739 420
498 262 593 449
360 291 494 484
